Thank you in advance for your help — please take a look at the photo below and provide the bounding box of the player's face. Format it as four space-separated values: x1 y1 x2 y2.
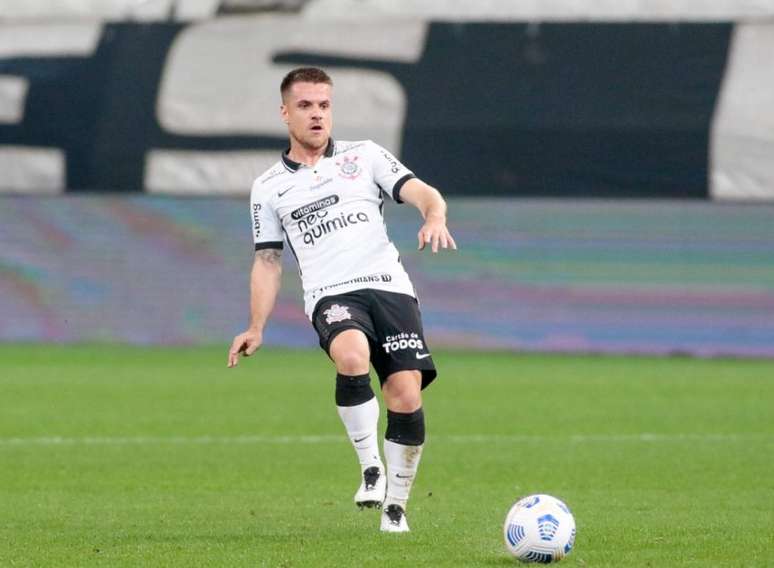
281 82 332 151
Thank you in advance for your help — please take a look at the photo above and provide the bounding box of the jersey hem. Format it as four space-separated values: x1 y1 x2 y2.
306 282 416 319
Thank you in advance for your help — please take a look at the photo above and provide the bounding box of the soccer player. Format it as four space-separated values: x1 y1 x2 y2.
227 67 456 533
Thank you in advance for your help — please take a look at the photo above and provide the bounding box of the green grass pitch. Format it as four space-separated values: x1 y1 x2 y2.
1 345 773 567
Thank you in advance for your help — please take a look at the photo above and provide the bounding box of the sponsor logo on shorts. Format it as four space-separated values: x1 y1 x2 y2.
382 332 424 354
415 352 432 359
323 304 352 324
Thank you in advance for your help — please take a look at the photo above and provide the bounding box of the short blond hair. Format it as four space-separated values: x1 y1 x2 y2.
280 67 333 101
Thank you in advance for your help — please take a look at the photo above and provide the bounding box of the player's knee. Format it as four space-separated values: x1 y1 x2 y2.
329 330 370 375
334 350 370 375
383 371 422 412
385 387 421 413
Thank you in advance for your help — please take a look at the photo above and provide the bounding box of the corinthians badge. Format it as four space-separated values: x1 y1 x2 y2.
336 155 361 180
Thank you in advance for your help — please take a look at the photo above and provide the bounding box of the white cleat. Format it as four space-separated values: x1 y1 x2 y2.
380 504 410 533
355 465 386 509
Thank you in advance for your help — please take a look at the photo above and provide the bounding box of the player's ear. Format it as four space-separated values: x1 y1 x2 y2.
280 104 289 124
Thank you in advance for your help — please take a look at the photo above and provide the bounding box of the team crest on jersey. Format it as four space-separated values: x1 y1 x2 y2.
336 155 361 180
324 304 352 324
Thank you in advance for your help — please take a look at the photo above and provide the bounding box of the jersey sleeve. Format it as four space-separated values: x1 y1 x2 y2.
366 140 415 204
250 181 284 251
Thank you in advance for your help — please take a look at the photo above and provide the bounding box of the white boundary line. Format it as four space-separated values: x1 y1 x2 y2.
448 433 772 443
0 433 769 447
0 435 343 446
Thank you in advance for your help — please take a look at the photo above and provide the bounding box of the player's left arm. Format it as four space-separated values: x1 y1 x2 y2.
399 178 458 253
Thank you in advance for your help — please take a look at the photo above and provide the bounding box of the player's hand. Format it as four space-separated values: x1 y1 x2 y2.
418 217 457 254
227 329 263 368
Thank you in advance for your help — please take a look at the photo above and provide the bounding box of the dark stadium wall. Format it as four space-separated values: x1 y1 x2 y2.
0 21 732 197
343 23 732 199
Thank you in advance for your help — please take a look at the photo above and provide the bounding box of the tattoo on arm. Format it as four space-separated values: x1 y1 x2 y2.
255 248 282 264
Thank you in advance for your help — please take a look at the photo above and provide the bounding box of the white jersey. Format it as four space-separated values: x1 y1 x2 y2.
250 139 417 318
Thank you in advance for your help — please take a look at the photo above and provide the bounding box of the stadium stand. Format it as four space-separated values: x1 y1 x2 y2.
2 0 774 197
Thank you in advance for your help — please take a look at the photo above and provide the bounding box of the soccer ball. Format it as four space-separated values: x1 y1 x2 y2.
503 494 576 563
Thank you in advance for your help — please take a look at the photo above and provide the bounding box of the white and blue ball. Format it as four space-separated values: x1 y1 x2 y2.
503 494 576 563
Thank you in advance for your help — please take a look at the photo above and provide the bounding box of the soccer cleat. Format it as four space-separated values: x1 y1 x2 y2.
354 465 386 509
380 504 410 532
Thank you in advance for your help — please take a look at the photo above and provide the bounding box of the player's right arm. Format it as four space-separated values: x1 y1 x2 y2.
228 174 286 368
227 248 283 367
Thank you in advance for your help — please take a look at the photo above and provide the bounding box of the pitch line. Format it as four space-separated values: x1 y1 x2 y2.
0 435 343 447
0 433 769 447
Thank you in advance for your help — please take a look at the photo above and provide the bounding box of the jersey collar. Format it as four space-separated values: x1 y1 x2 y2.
281 138 335 173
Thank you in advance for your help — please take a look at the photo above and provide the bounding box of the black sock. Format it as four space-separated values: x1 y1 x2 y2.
385 408 425 446
335 373 375 407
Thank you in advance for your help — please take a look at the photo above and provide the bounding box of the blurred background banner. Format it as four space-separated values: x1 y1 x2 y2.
2 196 773 356
2 0 774 355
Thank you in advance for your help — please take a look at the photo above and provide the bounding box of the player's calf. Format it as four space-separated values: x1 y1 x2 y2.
335 373 386 509
381 407 425 532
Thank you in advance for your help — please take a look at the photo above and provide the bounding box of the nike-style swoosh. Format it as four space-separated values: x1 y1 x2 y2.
396 473 413 479
415 352 432 359
353 435 370 443
278 185 294 197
